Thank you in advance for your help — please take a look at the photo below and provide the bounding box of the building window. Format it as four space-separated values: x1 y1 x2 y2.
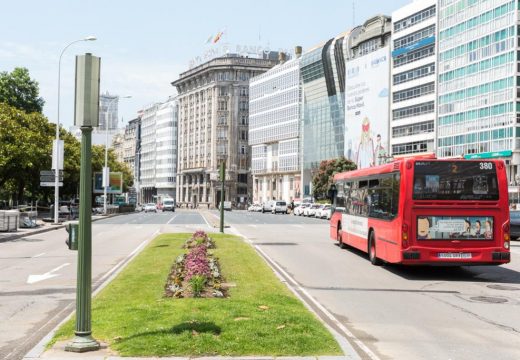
392 121 434 138
394 5 436 33
392 101 435 120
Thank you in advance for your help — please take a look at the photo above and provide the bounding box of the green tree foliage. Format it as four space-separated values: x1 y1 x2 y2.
0 103 54 202
312 157 356 199
0 67 45 113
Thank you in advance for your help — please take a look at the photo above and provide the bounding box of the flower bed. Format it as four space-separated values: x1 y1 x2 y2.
165 231 224 298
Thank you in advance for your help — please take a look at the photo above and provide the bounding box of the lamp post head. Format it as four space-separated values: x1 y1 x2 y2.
84 36 97 41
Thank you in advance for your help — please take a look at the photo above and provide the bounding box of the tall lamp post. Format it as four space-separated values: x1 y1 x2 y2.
54 36 96 224
103 95 131 215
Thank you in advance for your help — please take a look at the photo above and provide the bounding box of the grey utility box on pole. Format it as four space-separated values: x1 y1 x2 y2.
74 53 100 127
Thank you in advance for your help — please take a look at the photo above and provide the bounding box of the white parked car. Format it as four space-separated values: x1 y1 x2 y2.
294 203 310 216
272 201 288 214
144 203 157 213
304 204 321 217
262 200 275 213
320 205 332 219
248 203 261 212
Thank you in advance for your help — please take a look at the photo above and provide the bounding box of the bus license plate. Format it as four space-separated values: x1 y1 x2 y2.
438 253 472 259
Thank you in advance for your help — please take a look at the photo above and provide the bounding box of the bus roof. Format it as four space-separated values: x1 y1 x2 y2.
333 154 505 182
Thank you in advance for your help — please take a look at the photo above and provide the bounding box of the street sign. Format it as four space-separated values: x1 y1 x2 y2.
40 170 64 176
40 175 63 182
40 182 63 187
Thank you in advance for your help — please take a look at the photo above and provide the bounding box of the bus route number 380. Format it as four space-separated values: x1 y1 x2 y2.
479 162 493 170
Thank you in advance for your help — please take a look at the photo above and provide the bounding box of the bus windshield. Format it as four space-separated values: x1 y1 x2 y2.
413 161 499 201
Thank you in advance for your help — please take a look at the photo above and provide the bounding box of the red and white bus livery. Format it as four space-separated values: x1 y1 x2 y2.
330 156 511 265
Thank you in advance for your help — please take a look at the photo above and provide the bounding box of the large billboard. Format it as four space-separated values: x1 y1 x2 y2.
93 172 123 194
345 46 390 169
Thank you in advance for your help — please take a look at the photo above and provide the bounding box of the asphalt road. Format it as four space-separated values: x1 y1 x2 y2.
223 210 520 360
1 209 519 360
0 210 214 360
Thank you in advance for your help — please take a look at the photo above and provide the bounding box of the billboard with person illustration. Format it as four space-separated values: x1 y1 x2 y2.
345 46 390 169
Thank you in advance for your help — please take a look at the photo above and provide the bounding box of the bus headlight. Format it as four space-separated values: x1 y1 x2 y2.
504 241 510 250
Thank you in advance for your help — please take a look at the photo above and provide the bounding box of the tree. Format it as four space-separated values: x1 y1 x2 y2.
0 103 54 202
312 157 356 200
0 67 45 113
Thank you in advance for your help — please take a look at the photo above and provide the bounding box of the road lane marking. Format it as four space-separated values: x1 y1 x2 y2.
32 253 45 258
292 224 303 228
166 214 179 224
249 224 257 228
27 263 70 284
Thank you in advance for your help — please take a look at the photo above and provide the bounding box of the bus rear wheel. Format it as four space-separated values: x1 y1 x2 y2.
369 232 381 265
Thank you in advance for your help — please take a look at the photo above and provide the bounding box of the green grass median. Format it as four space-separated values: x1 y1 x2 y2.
50 233 343 357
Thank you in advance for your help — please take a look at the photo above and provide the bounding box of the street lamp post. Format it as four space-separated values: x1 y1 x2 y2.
54 36 96 224
103 95 131 215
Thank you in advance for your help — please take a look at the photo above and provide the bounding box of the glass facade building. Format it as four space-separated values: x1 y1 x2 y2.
437 0 519 180
301 36 347 196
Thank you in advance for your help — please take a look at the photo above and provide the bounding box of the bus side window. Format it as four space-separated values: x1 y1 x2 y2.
391 174 400 217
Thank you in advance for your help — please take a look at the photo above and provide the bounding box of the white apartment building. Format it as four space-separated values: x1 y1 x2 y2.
437 0 519 181
139 97 178 203
390 0 437 156
249 53 302 203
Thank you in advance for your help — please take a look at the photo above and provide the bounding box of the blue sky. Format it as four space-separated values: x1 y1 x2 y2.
0 0 410 129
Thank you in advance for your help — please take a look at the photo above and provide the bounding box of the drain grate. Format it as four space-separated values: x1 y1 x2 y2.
470 296 508 304
487 284 520 291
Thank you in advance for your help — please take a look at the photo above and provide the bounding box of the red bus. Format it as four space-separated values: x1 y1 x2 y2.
329 155 511 265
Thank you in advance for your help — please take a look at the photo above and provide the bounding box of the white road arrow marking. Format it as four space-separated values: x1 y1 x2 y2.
27 263 70 284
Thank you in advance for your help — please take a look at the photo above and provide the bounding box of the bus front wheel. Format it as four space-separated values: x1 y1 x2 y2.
369 231 381 265
338 225 347 249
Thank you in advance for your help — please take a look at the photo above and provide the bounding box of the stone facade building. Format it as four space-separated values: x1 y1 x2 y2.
172 54 279 208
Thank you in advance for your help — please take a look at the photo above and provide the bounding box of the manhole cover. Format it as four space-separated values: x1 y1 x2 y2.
470 296 508 304
487 284 520 291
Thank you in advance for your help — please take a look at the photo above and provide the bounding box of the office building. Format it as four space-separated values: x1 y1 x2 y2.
172 53 279 208
249 51 302 203
390 0 437 156
437 0 518 180
139 97 178 203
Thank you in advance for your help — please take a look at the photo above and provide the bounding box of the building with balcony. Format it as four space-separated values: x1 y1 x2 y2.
172 54 279 208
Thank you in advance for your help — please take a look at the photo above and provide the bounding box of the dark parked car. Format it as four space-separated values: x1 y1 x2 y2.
510 210 520 239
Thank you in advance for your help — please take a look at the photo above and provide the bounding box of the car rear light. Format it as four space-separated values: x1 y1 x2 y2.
402 223 409 247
